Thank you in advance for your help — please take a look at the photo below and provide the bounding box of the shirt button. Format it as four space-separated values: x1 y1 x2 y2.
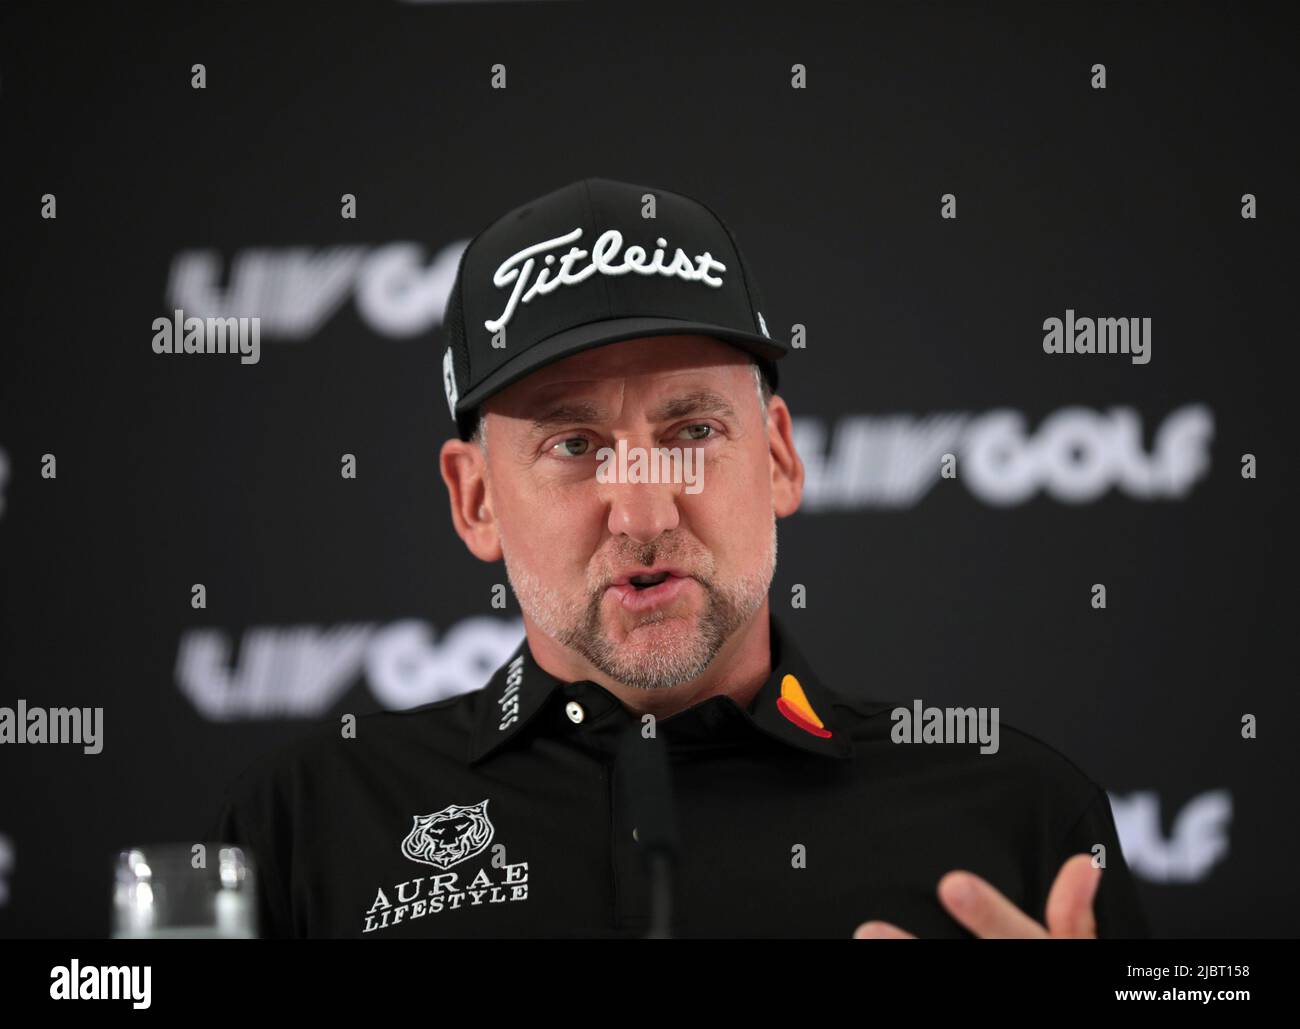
564 700 586 724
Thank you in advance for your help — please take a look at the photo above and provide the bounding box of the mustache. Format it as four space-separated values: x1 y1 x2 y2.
588 535 712 591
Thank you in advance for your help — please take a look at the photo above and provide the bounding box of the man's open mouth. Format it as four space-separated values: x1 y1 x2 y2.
605 568 695 612
628 572 671 591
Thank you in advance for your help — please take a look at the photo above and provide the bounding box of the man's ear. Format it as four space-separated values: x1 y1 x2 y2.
439 435 503 562
766 396 804 518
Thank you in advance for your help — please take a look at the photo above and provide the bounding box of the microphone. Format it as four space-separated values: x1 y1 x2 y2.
615 725 680 939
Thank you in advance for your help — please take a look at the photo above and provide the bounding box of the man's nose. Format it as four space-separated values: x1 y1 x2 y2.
601 453 682 544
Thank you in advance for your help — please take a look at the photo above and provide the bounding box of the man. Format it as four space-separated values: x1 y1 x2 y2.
209 177 1149 939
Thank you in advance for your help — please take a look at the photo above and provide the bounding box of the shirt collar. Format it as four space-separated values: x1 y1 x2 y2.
466 615 853 764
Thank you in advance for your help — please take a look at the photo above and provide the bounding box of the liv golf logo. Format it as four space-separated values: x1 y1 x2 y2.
794 404 1212 510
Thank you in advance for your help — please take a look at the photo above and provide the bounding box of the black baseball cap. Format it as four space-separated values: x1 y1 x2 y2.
440 177 789 440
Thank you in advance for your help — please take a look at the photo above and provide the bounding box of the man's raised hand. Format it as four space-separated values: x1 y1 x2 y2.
853 853 1102 939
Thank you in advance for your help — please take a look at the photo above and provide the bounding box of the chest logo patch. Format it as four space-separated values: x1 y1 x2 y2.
401 800 495 870
776 674 833 739
363 798 529 934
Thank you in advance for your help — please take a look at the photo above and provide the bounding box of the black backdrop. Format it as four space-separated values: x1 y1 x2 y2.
0 0 1294 939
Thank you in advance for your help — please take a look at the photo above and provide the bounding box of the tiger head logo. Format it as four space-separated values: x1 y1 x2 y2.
401 800 494 870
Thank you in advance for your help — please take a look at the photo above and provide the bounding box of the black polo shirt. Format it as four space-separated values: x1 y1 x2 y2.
207 616 1150 939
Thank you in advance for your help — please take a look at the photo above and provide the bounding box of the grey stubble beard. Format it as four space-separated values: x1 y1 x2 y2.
500 516 777 690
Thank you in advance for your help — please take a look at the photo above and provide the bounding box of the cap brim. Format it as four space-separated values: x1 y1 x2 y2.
454 316 787 437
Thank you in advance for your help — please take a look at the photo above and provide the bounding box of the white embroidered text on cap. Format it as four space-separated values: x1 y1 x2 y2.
485 227 727 334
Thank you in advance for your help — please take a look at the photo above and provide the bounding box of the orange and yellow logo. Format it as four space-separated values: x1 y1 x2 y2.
776 674 832 738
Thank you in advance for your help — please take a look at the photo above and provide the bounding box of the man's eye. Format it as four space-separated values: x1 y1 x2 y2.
552 437 591 457
679 424 714 441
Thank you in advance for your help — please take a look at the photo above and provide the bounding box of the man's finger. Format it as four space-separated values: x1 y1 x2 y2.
937 871 1050 939
853 920 917 939
1044 853 1101 939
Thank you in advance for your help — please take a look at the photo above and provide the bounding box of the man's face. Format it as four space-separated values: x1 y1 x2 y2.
466 335 795 690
